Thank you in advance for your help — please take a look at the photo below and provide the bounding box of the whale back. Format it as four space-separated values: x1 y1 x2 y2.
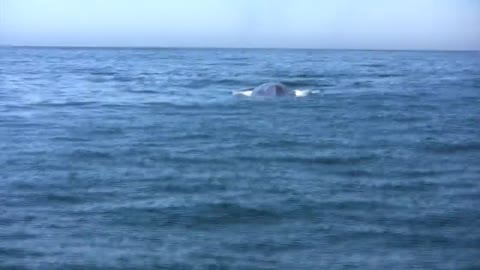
252 83 291 96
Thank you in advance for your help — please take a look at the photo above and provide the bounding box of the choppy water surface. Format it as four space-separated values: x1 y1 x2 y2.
1 47 479 269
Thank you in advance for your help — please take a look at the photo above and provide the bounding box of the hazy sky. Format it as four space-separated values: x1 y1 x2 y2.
1 0 479 50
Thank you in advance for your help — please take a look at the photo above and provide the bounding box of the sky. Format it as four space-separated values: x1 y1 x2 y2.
1 0 479 50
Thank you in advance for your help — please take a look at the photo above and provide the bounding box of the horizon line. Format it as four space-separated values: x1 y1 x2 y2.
1 44 478 53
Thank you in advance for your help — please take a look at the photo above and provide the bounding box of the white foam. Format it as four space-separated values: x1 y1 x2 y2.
232 90 253 97
293 89 322 97
232 89 322 97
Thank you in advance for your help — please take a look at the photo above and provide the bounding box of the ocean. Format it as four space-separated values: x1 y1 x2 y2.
1 47 479 269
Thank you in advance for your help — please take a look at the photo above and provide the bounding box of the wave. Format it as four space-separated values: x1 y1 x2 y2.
125 89 159 94
113 75 136 82
103 202 282 228
32 101 98 107
235 154 377 165
90 71 116 76
372 73 403 78
70 149 113 159
70 67 116 76
136 153 377 167
0 247 43 257
51 136 90 142
351 81 373 88
143 182 227 194
220 57 249 61
279 79 332 88
181 78 248 88
360 63 387 68
421 142 480 154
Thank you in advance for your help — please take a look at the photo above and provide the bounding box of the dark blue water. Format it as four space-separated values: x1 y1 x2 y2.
1 47 479 269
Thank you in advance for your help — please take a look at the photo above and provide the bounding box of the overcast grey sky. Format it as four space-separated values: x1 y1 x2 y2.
1 0 479 50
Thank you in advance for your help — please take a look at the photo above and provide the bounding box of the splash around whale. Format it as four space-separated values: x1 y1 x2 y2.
232 83 318 98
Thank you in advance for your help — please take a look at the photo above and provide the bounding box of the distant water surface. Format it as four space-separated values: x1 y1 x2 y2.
1 47 479 269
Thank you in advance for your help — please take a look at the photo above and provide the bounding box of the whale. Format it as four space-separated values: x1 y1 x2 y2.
232 83 316 97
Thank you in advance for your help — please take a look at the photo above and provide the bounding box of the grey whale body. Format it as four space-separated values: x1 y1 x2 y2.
251 83 294 97
232 83 317 97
